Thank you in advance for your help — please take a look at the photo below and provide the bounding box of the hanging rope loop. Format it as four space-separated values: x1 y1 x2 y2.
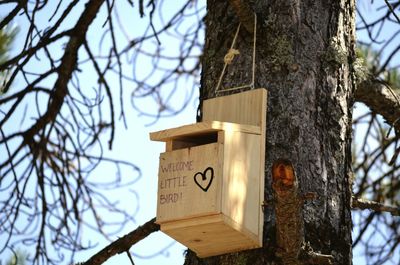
215 13 257 95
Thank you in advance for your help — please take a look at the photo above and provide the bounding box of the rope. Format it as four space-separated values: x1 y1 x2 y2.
224 48 240 64
214 23 242 94
215 13 257 95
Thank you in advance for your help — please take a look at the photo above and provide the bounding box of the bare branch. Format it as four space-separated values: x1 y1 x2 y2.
23 0 105 142
0 0 27 30
384 0 400 24
82 218 159 265
300 242 333 265
352 197 400 216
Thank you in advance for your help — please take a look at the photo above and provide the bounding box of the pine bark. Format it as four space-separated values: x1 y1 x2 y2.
186 1 355 264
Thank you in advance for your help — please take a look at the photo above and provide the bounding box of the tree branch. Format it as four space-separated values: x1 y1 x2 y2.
355 77 400 135
228 0 254 33
384 0 400 24
82 218 160 265
0 0 27 31
300 242 333 265
22 0 105 142
352 197 400 216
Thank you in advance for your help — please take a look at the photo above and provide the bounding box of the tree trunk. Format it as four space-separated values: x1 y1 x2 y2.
186 1 355 264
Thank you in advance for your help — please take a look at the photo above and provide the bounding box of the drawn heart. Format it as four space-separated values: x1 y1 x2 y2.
193 167 214 192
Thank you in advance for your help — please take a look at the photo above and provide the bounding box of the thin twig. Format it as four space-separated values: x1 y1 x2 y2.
384 0 400 24
126 251 135 265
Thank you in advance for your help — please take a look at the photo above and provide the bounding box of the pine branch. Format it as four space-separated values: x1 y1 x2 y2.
272 159 303 264
355 77 400 164
272 159 334 265
355 77 400 135
82 218 159 265
352 197 400 216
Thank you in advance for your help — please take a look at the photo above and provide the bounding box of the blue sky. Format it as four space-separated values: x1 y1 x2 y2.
0 1 399 264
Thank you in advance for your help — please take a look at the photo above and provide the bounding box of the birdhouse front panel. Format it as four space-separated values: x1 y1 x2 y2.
156 141 222 223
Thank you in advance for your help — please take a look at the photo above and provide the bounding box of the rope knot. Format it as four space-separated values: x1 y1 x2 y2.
223 48 240 64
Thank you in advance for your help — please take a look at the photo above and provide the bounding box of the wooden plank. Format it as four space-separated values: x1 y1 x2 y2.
160 208 260 244
156 143 221 223
221 132 261 240
161 214 260 258
150 121 261 142
160 214 223 230
220 213 260 245
203 88 267 127
258 90 267 246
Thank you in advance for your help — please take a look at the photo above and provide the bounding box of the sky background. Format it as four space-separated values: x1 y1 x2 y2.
0 1 399 264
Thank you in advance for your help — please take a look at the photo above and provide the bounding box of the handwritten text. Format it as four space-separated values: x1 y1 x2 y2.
160 176 187 189
160 160 194 173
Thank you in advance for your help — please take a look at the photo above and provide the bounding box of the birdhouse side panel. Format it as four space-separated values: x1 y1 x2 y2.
221 131 262 239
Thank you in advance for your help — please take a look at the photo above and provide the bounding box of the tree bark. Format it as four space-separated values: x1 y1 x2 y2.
187 1 355 264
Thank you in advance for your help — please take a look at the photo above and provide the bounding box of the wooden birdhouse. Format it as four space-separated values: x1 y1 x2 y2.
150 88 267 257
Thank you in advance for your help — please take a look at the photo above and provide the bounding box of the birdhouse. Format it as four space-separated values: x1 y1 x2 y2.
150 88 267 257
